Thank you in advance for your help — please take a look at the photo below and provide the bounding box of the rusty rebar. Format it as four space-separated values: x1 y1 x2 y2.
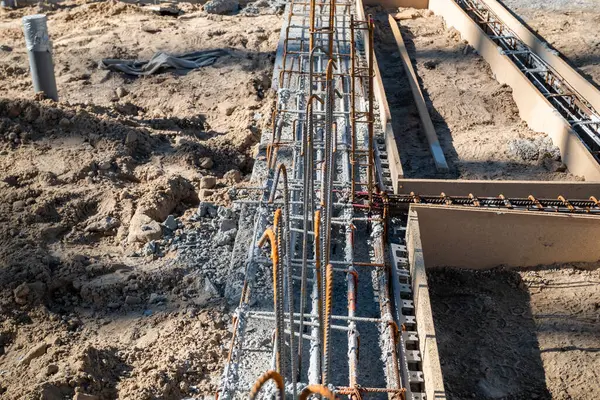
322 263 334 384
257 224 285 376
269 164 297 396
249 370 285 400
299 384 337 400
367 16 375 204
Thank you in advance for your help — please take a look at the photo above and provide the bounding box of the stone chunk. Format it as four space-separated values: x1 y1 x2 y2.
204 0 239 15
200 176 217 189
223 169 241 183
220 218 236 232
14 283 30 305
116 87 128 98
12 200 25 212
162 215 178 231
46 364 59 375
128 212 163 243
20 343 48 366
125 295 142 305
199 157 214 169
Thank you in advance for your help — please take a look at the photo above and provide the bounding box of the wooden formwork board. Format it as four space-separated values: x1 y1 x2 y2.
428 0 600 181
411 204 600 269
406 209 447 400
396 178 600 198
388 15 449 172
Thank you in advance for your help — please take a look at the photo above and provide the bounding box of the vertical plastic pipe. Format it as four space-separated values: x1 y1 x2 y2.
22 14 58 101
1 0 16 9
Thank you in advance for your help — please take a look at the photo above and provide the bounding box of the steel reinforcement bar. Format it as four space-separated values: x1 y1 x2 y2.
455 0 600 163
218 0 411 398
355 192 600 214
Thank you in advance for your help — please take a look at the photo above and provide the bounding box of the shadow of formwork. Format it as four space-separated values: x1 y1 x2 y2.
427 268 552 400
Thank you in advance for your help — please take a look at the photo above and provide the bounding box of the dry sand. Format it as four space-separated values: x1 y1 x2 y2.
501 0 600 89
0 1 281 398
428 264 600 400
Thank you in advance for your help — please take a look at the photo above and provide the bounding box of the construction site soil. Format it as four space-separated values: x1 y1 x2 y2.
428 264 600 400
0 0 280 398
1 0 599 398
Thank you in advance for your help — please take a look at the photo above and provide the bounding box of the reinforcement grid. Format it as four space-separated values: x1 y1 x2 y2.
217 0 416 398
455 0 600 163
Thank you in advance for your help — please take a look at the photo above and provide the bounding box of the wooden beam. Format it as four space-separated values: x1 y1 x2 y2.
411 204 600 269
388 14 449 172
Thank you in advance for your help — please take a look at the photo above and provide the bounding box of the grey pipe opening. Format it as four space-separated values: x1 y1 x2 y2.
22 14 58 101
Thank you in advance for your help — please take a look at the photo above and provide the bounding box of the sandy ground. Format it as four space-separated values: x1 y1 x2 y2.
501 0 600 89
0 1 281 398
0 0 598 398
428 265 600 400
372 7 580 180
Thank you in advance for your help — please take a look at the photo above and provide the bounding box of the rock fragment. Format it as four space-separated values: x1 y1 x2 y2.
46 364 59 375
14 283 30 305
12 200 25 212
162 215 178 231
223 169 241 183
199 157 214 169
125 295 142 305
127 213 163 243
59 117 71 129
220 218 236 232
199 189 214 199
204 0 239 15
20 343 48 366
200 176 217 189
115 87 129 98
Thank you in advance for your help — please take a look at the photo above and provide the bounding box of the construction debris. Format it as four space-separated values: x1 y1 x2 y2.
100 50 229 76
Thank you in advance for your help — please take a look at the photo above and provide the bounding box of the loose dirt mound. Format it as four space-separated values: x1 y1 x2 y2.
0 1 281 398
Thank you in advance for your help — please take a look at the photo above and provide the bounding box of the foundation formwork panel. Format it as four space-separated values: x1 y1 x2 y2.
411 204 600 269
406 211 447 400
